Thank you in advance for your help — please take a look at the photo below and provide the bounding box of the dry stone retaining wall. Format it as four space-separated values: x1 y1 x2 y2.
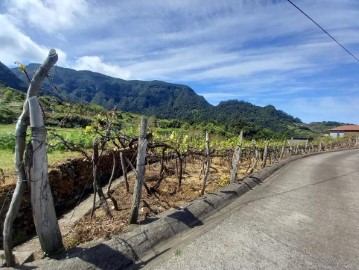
0 151 131 248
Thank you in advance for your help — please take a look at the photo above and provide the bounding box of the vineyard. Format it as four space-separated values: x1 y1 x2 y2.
0 111 358 253
0 56 358 264
35 115 359 249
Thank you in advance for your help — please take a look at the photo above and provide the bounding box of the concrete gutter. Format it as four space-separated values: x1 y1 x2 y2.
13 151 348 269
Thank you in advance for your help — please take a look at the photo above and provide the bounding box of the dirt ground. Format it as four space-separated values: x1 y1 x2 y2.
0 152 258 259
63 155 253 249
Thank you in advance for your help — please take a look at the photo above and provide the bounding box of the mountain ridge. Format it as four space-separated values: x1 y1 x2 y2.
5 62 315 138
12 63 211 121
0 61 27 92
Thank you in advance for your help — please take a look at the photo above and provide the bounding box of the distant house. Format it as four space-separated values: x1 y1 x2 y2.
287 137 310 146
329 125 359 138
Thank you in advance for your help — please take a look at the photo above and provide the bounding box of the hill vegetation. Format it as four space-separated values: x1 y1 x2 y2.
0 61 27 92
9 63 313 139
307 121 351 134
1 62 346 139
0 86 234 140
12 64 211 120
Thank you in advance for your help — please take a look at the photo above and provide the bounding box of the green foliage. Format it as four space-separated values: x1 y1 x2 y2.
0 86 26 104
0 61 27 92
8 64 324 139
0 107 17 124
307 121 351 134
3 89 14 102
0 132 15 150
47 129 93 152
48 114 92 128
12 64 210 121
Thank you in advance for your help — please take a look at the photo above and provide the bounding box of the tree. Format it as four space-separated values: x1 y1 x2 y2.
3 49 63 266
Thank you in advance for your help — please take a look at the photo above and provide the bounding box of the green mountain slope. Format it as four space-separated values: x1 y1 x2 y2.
307 121 351 134
0 62 27 92
8 63 315 138
11 64 210 121
206 100 304 137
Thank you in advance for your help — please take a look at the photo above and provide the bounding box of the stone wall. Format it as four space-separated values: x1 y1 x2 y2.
0 150 135 248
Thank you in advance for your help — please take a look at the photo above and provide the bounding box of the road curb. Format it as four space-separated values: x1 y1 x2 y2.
22 149 356 269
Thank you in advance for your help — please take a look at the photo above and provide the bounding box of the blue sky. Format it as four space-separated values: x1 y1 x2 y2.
1 0 358 124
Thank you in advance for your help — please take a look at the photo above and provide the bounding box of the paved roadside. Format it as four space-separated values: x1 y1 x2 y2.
139 149 359 270
6 172 134 265
8 149 359 269
16 151 309 269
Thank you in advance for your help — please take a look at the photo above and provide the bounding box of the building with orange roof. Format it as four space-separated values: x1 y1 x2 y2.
329 125 359 138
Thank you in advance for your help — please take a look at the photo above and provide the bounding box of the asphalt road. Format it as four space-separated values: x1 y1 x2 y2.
132 149 359 270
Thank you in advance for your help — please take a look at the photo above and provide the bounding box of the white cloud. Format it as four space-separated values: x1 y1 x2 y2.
76 0 358 84
1 0 358 122
0 14 67 67
0 14 48 64
55 49 68 67
73 56 131 79
124 44 239 81
5 0 88 33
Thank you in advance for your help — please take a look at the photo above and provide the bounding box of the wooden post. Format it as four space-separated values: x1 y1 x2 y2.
107 151 119 210
262 141 269 169
305 139 308 153
200 132 211 196
230 131 243 183
3 49 59 266
287 139 293 156
176 151 183 190
28 97 63 254
129 118 148 224
319 141 322 152
279 141 286 160
249 147 259 174
91 138 112 218
3 102 28 266
120 152 129 193
270 146 276 164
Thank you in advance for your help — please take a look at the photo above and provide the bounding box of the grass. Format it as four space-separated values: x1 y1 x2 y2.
0 124 87 168
0 148 82 186
0 123 91 186
0 150 15 184
0 124 15 132
47 151 83 168
0 150 81 174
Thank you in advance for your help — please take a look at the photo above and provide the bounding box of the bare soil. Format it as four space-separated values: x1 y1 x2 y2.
62 156 252 249
3 154 258 262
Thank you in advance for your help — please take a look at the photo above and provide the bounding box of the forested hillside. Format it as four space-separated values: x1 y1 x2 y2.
208 100 304 138
306 121 350 134
5 63 319 138
12 64 210 120
0 61 27 92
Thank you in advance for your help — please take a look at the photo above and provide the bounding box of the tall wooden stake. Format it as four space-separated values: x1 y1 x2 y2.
3 49 60 266
279 141 286 160
262 141 269 169
129 118 148 224
28 97 63 254
200 132 211 195
120 152 130 193
230 131 243 183
91 138 112 218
